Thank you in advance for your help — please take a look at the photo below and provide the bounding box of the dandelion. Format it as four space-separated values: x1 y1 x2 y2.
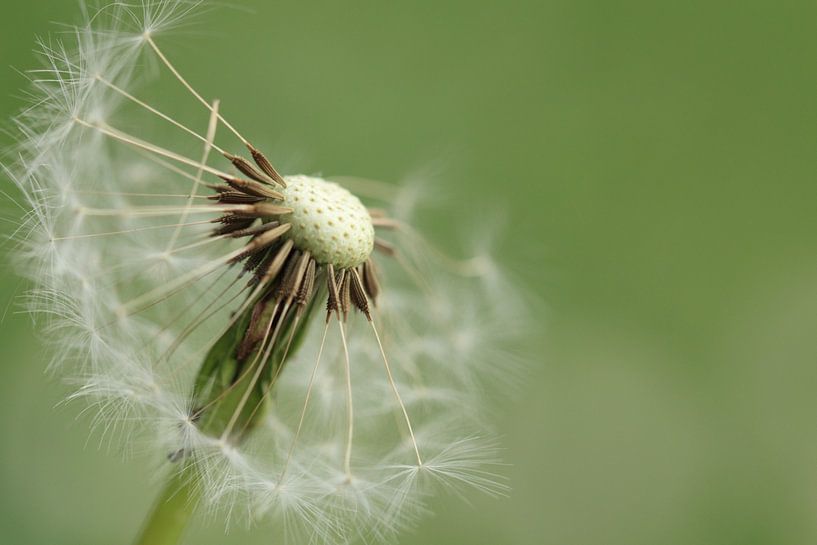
4 2 528 544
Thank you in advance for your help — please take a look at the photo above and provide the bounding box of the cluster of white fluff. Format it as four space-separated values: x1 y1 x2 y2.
4 2 528 543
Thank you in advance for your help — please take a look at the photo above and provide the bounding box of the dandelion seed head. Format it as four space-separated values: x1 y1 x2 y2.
3 1 531 542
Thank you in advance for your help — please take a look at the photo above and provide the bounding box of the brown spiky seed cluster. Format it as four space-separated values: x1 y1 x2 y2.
206 145 391 339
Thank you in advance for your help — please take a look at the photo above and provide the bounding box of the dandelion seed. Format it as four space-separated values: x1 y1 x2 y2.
4 2 528 544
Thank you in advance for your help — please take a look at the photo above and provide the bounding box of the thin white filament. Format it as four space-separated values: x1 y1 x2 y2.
77 204 236 218
122 246 244 312
96 76 228 156
166 98 222 252
370 319 423 466
338 320 355 477
50 219 211 241
279 321 330 481
145 36 251 146
73 118 234 181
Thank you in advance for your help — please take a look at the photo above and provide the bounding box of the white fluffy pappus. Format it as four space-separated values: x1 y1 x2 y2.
3 1 529 543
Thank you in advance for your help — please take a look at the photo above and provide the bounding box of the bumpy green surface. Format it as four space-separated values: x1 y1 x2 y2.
280 175 374 268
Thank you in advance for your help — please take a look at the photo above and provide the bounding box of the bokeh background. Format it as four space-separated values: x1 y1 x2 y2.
2 1 817 544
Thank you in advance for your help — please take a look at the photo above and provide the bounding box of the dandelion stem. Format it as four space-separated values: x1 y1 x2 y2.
132 469 199 545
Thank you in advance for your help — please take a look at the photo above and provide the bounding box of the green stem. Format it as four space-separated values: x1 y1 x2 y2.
132 469 199 545
132 272 323 545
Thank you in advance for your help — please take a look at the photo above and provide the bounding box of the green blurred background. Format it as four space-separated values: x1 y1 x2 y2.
2 1 817 544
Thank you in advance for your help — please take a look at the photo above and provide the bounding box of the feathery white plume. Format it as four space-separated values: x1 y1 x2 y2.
4 2 528 543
